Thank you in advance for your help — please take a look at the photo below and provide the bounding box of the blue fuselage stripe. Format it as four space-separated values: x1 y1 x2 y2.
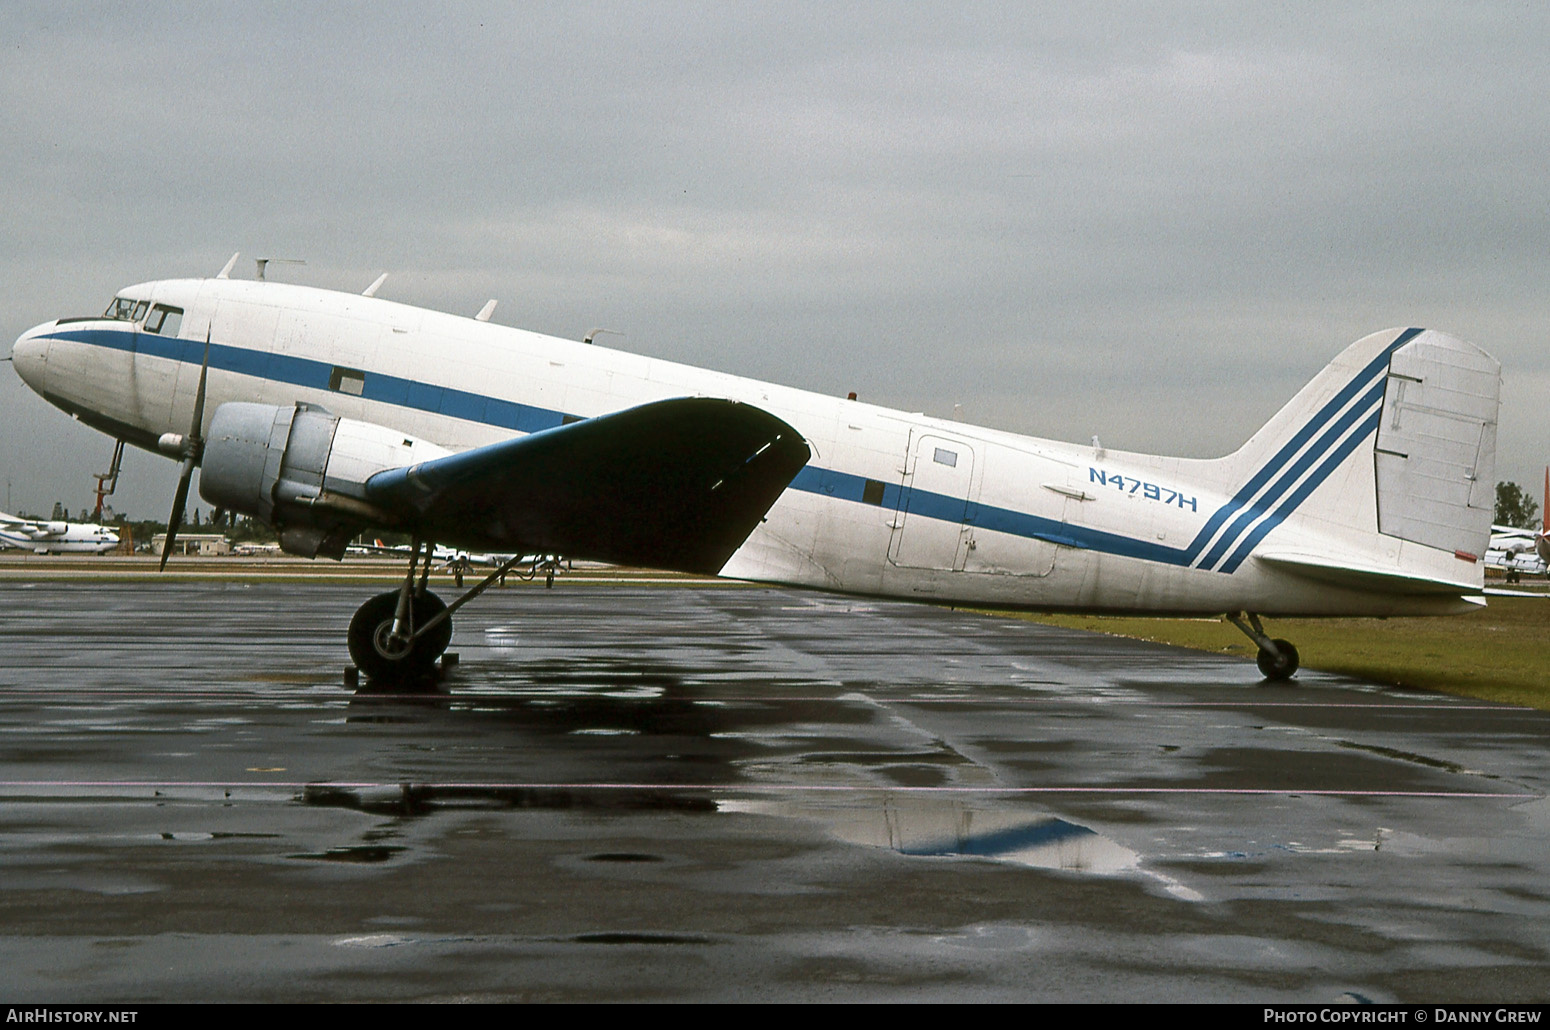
45 324 1412 575
45 327 568 436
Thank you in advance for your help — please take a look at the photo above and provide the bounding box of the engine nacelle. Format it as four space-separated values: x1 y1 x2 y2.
200 402 450 559
35 522 68 537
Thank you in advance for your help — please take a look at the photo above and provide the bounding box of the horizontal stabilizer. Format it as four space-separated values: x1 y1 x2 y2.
365 397 810 574
1254 551 1479 596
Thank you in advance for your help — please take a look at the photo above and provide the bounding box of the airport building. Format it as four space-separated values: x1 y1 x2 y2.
150 533 231 557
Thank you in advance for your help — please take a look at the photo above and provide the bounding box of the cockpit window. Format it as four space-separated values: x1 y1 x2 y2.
103 296 153 322
104 296 141 320
143 305 183 337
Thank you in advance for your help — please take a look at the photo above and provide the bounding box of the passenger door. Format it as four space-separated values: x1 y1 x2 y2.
888 432 976 571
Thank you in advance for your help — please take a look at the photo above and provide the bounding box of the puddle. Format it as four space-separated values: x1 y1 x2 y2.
585 853 665 863
333 933 412 948
723 794 1203 901
1335 739 1481 776
290 844 406 863
572 932 712 946
298 782 717 816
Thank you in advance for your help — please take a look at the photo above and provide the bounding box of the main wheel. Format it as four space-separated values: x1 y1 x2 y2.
347 590 453 685
1255 638 1299 680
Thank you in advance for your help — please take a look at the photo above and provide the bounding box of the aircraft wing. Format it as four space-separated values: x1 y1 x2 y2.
363 397 810 575
0 518 57 540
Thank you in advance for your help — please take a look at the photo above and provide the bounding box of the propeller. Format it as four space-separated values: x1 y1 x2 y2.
159 330 213 570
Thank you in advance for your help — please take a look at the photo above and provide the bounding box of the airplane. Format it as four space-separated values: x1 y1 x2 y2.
1485 471 1549 582
1486 526 1548 582
347 538 562 586
348 537 519 568
0 510 119 554
8 256 1501 685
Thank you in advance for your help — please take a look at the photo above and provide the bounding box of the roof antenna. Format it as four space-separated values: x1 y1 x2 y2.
583 328 623 345
255 258 306 281
475 300 498 322
362 273 389 297
216 253 240 279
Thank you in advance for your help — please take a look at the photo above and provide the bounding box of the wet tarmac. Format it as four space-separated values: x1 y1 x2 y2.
1 579 1547 1002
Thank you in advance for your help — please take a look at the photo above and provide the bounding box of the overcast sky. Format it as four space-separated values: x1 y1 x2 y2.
2 2 1546 521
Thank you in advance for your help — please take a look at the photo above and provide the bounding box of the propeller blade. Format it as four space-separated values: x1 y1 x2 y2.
159 329 214 571
160 456 195 571
189 329 212 438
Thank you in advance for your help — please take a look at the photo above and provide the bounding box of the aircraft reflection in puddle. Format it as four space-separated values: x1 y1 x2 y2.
723 795 1203 902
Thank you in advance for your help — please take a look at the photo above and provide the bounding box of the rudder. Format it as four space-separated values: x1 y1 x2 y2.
1373 331 1499 558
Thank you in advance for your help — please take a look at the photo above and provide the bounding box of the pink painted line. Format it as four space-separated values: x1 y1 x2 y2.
0 780 1536 799
0 691 1525 711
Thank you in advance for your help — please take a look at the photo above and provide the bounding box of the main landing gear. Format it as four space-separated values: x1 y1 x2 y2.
1226 612 1300 681
346 540 530 689
347 588 453 683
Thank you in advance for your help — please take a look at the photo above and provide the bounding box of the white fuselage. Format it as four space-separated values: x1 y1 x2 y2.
11 277 1488 616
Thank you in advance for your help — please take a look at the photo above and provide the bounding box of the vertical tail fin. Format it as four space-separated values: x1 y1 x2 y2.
1200 328 1498 580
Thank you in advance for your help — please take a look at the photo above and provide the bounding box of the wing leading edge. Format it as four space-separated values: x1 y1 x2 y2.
364 397 811 575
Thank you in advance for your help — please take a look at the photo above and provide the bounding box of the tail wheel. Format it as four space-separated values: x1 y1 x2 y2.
1256 638 1299 681
347 590 453 684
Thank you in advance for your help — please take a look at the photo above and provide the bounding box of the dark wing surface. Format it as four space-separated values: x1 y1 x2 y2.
364 397 810 574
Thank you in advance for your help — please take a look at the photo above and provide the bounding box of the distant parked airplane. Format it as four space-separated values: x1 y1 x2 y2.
0 511 119 554
1485 469 1549 582
347 538 558 585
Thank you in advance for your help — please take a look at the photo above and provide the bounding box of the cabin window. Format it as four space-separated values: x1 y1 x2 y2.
861 478 886 506
329 365 366 396
143 305 183 336
933 447 958 467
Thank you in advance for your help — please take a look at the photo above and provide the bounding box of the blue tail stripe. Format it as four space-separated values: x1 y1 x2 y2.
1196 376 1387 570
1219 407 1385 573
1182 328 1419 562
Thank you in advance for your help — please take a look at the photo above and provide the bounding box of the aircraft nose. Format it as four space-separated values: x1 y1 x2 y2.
9 323 53 392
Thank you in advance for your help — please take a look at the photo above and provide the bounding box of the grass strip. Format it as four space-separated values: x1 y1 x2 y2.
982 597 1550 710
